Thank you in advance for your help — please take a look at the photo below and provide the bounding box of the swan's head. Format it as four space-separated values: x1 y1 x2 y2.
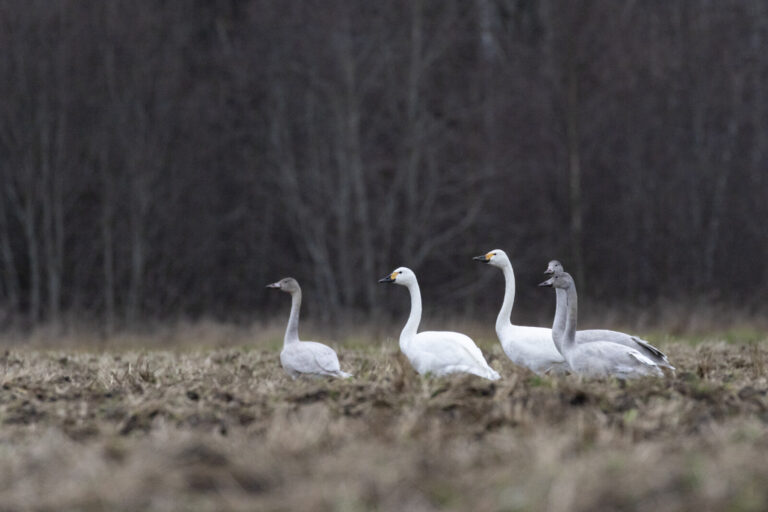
378 267 416 286
544 260 564 275
472 249 508 268
266 277 301 294
538 271 574 290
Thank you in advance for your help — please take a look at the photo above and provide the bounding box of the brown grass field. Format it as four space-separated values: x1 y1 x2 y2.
0 324 767 511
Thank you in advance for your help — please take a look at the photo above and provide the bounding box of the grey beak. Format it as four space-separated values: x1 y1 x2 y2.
266 282 281 289
544 268 554 275
378 275 394 283
472 255 490 263
538 277 554 287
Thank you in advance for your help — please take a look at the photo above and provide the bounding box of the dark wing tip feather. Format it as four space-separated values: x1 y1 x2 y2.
631 336 670 361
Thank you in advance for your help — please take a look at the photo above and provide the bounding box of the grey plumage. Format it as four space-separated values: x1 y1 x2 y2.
542 272 664 379
267 277 352 379
545 261 674 370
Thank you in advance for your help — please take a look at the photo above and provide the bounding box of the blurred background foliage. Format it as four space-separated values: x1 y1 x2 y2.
0 0 766 330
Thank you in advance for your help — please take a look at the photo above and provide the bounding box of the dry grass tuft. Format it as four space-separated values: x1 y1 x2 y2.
0 333 767 511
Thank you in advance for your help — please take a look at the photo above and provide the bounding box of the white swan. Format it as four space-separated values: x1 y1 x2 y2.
474 250 673 373
378 267 500 380
544 260 673 370
473 250 568 374
267 278 352 379
539 272 663 378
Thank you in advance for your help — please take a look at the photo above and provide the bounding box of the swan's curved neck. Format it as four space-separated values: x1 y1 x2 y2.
400 280 422 348
496 259 516 332
284 290 301 345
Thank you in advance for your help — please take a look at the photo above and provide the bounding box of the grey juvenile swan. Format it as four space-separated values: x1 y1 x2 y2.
544 260 673 370
267 277 352 379
539 272 663 378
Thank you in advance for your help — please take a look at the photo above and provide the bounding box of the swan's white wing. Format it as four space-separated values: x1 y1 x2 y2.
281 341 344 376
409 331 498 379
499 325 565 373
627 349 660 368
427 331 486 366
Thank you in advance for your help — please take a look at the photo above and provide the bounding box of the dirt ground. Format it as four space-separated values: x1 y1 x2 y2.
0 334 767 511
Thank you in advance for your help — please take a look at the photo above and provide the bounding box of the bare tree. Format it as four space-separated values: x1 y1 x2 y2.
0 0 765 327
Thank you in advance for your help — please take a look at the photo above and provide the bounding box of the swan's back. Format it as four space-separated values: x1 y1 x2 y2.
567 341 663 378
407 330 500 380
280 340 350 378
575 329 674 369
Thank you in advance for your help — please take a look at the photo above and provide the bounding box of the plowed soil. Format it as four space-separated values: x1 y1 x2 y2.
0 340 767 511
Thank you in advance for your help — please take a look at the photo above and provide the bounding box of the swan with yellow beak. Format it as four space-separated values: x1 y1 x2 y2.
379 267 500 380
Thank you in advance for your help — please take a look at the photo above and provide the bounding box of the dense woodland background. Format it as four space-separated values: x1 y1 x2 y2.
0 0 766 331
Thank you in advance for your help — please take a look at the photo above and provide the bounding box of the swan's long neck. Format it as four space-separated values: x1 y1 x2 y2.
284 289 301 345
562 285 578 351
551 288 568 355
496 259 516 333
400 280 422 349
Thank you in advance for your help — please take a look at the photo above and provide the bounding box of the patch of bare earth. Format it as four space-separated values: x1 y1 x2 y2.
0 341 767 511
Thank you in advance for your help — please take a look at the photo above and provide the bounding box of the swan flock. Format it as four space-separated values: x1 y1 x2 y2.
268 250 673 380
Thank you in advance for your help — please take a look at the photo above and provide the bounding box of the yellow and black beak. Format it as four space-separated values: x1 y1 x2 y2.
378 272 396 283
473 253 492 263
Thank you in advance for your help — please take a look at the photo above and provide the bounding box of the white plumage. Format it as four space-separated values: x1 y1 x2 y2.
379 267 500 380
495 323 568 375
474 250 567 374
475 250 673 374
